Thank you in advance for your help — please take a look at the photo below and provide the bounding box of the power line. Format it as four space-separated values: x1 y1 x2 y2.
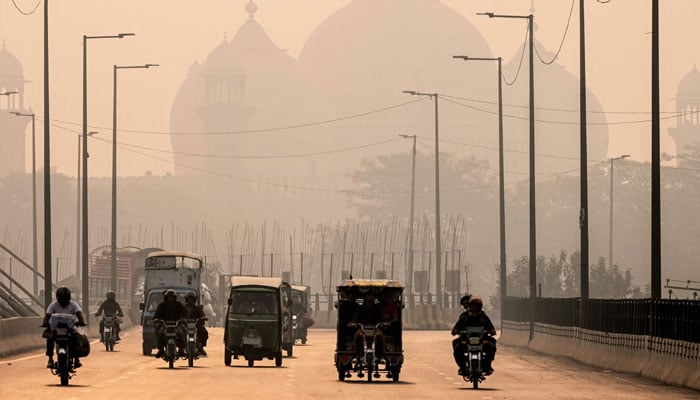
49 99 420 136
440 93 678 115
535 0 575 65
10 0 41 16
503 22 529 86
440 96 684 126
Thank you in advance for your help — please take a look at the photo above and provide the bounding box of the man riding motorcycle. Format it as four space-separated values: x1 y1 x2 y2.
153 289 187 358
183 291 209 356
451 294 497 375
42 287 86 369
95 290 124 342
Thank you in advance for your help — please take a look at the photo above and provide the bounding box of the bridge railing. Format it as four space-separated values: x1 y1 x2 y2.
503 296 699 343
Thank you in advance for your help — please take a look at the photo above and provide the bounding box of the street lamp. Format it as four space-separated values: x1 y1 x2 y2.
399 134 417 307
75 131 97 281
480 10 536 337
10 111 36 297
83 32 133 321
452 55 507 312
609 154 629 269
402 90 443 308
111 63 159 293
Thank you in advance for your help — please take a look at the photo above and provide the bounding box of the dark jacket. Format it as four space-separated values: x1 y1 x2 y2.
96 299 123 317
154 300 187 322
451 311 495 335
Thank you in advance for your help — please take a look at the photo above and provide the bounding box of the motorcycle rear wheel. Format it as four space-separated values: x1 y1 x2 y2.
58 353 69 386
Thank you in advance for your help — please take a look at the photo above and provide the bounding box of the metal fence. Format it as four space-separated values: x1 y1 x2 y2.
503 297 700 343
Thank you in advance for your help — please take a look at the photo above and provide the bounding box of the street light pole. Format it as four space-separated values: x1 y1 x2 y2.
452 55 507 312
83 32 133 320
480 11 535 338
609 155 629 270
403 91 442 308
111 63 158 293
10 110 36 297
399 134 417 306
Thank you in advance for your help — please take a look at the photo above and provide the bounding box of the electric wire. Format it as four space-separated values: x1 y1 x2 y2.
503 22 529 86
10 0 41 16
535 0 575 65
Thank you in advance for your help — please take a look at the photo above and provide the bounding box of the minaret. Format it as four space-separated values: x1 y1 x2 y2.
0 43 30 176
669 65 700 157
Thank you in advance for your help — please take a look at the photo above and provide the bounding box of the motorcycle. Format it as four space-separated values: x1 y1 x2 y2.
347 322 396 382
154 319 182 369
102 315 118 352
184 318 206 367
458 327 489 389
45 313 84 386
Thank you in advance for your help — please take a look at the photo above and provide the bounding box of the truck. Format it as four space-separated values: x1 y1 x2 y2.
139 251 203 356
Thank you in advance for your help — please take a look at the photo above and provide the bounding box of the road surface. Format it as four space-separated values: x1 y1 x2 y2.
0 328 697 399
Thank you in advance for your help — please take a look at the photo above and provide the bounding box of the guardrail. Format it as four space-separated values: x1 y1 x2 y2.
503 297 700 343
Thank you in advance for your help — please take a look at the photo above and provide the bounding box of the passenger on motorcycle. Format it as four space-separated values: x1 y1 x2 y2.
95 291 124 342
42 287 86 369
184 291 209 356
153 289 187 358
451 294 497 376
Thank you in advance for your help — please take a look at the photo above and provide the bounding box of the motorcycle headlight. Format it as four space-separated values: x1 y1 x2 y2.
469 337 481 345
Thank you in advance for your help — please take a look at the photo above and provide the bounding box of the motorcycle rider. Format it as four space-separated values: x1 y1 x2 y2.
95 290 124 342
42 287 86 369
451 294 497 376
153 289 187 358
183 291 209 356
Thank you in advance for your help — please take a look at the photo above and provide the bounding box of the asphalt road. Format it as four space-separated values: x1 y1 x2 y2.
1 327 697 399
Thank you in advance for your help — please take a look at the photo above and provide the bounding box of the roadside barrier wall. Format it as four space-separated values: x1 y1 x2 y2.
0 316 127 358
500 322 700 391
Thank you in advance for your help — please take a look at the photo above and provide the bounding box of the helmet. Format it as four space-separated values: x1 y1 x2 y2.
164 289 177 299
106 291 116 300
185 291 196 301
56 287 71 306
468 295 483 308
460 294 472 307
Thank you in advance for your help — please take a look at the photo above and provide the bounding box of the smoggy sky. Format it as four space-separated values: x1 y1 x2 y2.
2 0 698 178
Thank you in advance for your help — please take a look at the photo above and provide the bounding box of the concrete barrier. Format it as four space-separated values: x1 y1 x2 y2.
0 316 128 359
501 322 700 391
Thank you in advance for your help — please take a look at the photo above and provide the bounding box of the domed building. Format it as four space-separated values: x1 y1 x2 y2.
669 65 700 156
0 44 30 177
501 33 609 175
299 0 499 177
169 1 343 222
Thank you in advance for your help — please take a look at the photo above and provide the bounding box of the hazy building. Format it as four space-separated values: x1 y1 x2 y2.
0 44 30 177
669 65 700 157
168 1 345 222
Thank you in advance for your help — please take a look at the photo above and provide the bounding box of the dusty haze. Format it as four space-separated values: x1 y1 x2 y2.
0 0 696 177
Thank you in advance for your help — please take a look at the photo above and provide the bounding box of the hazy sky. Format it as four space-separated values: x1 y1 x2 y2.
2 0 698 178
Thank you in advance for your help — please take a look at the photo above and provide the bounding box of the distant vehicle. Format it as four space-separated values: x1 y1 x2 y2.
291 285 314 344
223 276 293 367
139 251 202 356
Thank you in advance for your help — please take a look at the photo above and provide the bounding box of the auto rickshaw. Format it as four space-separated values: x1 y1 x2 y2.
334 279 404 382
291 285 314 344
224 277 294 367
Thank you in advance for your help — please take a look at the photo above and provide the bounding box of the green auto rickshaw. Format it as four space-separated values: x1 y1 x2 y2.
224 276 293 367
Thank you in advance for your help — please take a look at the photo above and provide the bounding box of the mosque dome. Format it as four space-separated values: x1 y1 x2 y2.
298 0 500 177
676 66 700 100
0 46 24 79
500 37 609 175
169 2 324 178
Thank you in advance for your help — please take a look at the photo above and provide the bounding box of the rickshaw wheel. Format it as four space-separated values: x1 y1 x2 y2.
275 351 283 367
338 368 346 381
392 369 400 382
248 358 254 367
224 350 231 366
